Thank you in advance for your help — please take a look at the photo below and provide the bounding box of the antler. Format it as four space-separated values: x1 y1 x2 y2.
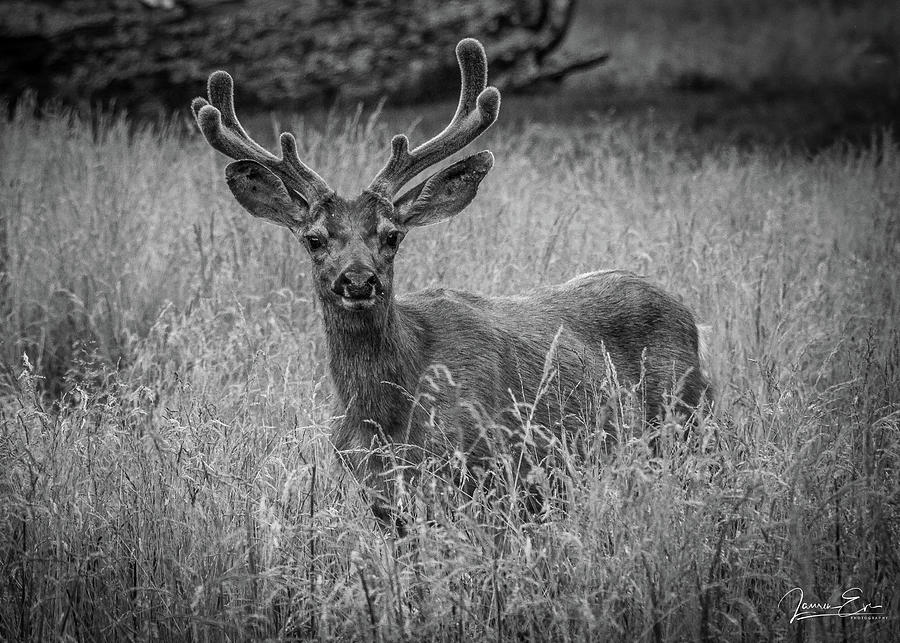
191 72 332 204
367 38 501 199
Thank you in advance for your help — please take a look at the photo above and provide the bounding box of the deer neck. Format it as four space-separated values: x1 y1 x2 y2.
321 296 424 426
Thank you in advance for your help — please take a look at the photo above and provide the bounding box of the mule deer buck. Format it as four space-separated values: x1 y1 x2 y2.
192 38 710 525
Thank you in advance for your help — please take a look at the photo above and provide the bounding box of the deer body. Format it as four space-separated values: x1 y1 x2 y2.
192 39 710 522
325 268 705 511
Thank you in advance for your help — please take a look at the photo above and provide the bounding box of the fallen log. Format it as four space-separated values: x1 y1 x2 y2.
0 0 608 112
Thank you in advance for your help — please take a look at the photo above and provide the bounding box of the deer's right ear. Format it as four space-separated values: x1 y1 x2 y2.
225 160 309 230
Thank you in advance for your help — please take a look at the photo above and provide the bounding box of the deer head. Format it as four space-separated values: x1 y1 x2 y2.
191 39 501 313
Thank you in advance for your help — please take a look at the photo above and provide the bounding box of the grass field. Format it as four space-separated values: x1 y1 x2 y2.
1 81 899 641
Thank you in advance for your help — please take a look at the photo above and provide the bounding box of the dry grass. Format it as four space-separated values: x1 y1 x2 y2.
0 94 898 641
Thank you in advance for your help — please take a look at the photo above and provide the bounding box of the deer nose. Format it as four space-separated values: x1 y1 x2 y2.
333 265 380 299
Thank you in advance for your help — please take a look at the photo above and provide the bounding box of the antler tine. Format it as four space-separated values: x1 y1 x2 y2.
192 71 331 203
368 38 501 198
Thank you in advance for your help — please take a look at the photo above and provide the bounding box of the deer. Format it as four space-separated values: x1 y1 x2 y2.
191 38 711 527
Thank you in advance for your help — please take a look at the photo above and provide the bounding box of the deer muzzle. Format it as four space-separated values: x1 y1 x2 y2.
332 264 381 308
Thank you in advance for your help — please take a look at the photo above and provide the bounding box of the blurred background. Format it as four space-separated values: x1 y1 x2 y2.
2 0 899 150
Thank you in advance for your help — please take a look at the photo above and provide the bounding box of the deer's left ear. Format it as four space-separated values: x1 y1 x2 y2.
393 151 493 227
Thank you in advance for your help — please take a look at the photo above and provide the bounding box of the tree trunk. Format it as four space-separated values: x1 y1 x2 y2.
1 0 607 114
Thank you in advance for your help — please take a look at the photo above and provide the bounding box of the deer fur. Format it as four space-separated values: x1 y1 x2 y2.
192 38 711 524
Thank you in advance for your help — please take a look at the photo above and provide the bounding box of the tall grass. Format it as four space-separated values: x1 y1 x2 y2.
0 97 897 640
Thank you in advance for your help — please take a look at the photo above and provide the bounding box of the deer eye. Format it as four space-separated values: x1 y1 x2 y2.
305 234 326 251
384 230 401 249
